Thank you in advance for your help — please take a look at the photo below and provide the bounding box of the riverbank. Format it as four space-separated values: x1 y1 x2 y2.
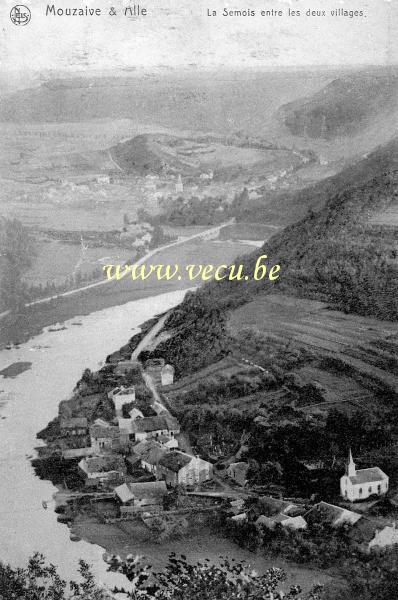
0 238 252 350
33 288 338 599
0 290 188 587
70 514 334 595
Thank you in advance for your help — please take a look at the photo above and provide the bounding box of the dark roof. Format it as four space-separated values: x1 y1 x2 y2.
115 481 167 503
129 481 167 499
132 439 160 456
348 517 380 545
133 416 169 433
257 496 298 517
164 415 180 430
307 502 362 527
60 417 88 429
81 455 126 474
348 467 388 485
159 451 192 473
89 425 120 439
141 444 167 465
145 358 165 368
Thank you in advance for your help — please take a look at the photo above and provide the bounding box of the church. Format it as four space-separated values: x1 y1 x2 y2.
340 450 389 502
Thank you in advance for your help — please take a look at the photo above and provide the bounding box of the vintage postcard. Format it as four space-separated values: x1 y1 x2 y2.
0 1 397 598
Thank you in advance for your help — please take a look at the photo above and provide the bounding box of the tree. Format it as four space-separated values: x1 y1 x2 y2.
0 553 324 600
0 217 36 311
0 553 110 599
335 549 398 600
109 553 324 599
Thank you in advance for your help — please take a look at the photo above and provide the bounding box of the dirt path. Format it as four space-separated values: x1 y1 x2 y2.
131 312 170 361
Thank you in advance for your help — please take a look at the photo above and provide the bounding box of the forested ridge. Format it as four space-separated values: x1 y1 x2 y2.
149 146 398 377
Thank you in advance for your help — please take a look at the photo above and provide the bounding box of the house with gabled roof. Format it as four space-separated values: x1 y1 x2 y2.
248 496 303 521
78 455 126 481
340 450 389 502
131 415 180 441
129 408 144 420
137 440 168 475
108 385 135 416
60 417 88 438
349 517 398 552
114 481 167 514
117 417 135 436
89 424 124 453
306 501 362 528
157 434 178 449
158 450 213 487
256 513 307 531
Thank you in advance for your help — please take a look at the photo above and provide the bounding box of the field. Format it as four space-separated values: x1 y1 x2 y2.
0 238 253 348
218 222 281 241
23 239 134 286
370 205 398 226
163 356 258 407
228 293 398 409
111 132 307 180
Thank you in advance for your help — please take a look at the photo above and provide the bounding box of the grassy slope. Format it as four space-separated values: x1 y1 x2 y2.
236 136 398 226
277 69 398 139
147 140 398 389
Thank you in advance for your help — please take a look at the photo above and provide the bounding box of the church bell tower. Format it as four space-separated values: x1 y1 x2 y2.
347 449 356 477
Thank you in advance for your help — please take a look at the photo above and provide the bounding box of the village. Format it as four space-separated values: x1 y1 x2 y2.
32 312 398 559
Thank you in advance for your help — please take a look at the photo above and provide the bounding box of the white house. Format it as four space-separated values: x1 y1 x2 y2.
157 434 178 449
256 514 307 531
340 450 389 502
161 364 175 386
108 386 136 416
369 522 398 550
129 408 144 420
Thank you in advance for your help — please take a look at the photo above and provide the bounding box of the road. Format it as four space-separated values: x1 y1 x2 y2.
131 311 170 361
0 219 234 325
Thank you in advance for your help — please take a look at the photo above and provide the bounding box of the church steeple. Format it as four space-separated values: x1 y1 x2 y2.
347 448 356 477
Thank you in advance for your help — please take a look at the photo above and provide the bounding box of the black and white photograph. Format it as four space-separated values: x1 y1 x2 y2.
0 1 397 598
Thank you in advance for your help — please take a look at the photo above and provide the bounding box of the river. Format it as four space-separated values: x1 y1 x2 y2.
0 289 188 590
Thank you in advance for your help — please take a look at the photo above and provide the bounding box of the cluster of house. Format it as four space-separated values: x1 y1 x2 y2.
230 495 398 552
59 376 213 503
227 452 395 552
226 452 389 505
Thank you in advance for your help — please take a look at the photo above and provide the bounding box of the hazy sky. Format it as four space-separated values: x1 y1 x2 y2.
1 0 397 76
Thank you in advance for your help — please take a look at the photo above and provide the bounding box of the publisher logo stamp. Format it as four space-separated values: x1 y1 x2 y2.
10 5 31 25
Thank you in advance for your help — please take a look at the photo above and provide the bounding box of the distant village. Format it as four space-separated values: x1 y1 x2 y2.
34 315 398 555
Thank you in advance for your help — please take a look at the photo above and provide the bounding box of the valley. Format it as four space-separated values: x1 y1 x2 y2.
1 66 398 600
